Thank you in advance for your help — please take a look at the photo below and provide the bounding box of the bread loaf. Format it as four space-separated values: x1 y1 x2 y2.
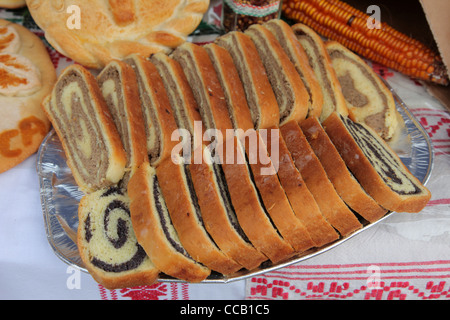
291 23 349 122
323 112 431 213
43 64 126 192
27 0 210 69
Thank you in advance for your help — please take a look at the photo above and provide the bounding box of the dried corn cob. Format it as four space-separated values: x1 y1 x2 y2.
283 0 449 85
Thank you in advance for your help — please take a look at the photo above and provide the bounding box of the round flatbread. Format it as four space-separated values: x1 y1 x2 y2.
26 0 210 69
0 19 56 173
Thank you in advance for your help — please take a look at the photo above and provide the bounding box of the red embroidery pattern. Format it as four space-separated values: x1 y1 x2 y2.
247 261 450 300
370 62 395 80
412 109 450 156
98 282 190 300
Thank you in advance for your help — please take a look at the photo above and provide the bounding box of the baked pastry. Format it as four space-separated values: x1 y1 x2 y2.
219 137 295 263
245 24 309 125
242 130 315 253
97 59 147 186
123 54 179 167
171 42 234 137
0 0 25 8
323 112 431 213
150 52 203 142
291 23 349 122
77 187 159 289
128 162 211 282
215 31 279 130
204 43 255 135
0 19 56 173
43 64 126 193
188 144 267 270
280 120 362 237
300 116 388 223
263 19 323 119
156 156 243 275
26 0 210 69
265 125 339 247
326 41 398 140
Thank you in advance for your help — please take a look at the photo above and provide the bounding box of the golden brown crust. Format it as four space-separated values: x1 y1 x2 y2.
245 24 309 124
204 43 255 134
0 19 55 174
244 130 315 252
26 0 209 69
219 137 294 264
322 112 431 213
97 59 148 184
291 23 349 122
300 116 387 223
124 54 179 167
189 145 267 271
267 123 339 247
156 157 243 275
215 31 279 130
43 64 126 193
263 19 323 119
128 162 211 282
171 42 234 136
280 120 362 237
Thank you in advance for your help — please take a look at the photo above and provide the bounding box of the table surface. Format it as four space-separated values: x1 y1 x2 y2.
1 2 450 300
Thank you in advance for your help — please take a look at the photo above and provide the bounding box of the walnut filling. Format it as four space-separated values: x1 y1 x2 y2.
151 56 192 134
245 28 294 123
124 57 161 162
171 49 217 131
215 36 261 129
51 70 109 188
294 30 336 120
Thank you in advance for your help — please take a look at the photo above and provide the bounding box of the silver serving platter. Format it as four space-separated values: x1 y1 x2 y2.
37 86 434 284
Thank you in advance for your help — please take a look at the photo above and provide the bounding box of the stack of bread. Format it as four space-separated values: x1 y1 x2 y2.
42 19 431 288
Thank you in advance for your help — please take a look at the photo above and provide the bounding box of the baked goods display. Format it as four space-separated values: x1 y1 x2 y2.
326 41 399 140
33 12 431 286
26 0 210 69
77 187 159 289
0 19 56 173
42 64 127 193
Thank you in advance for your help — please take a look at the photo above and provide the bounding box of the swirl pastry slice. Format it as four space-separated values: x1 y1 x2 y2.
77 187 159 289
215 31 279 130
128 162 211 282
291 23 349 122
263 19 324 119
123 54 179 167
326 41 398 140
43 64 126 192
97 60 147 186
281 120 362 237
323 112 431 213
156 155 243 275
300 116 387 223
245 24 309 125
